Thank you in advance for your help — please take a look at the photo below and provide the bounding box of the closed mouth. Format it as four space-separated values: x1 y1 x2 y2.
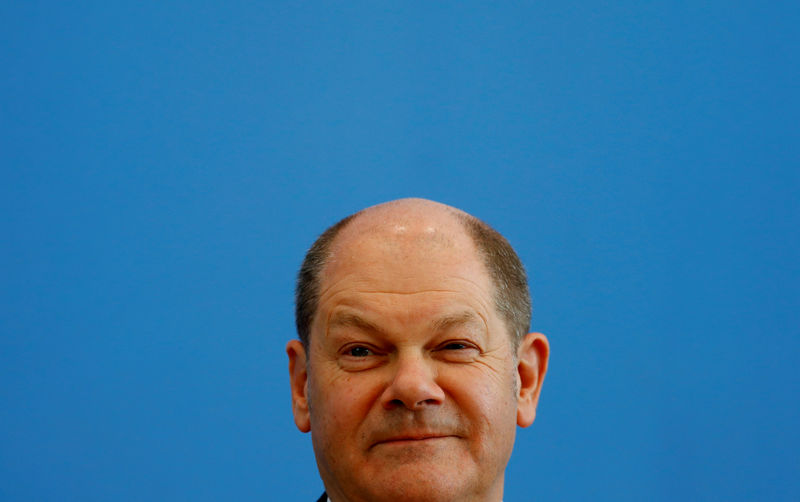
372 435 457 448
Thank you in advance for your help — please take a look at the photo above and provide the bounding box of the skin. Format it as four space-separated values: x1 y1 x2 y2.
287 199 549 502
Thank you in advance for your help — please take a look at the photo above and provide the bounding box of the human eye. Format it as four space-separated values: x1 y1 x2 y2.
338 343 384 370
347 345 372 357
435 340 480 361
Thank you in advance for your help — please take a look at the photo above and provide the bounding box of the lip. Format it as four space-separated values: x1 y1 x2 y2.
371 434 457 448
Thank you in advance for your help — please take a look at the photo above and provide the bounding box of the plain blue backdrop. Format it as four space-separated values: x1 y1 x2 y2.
2 1 798 500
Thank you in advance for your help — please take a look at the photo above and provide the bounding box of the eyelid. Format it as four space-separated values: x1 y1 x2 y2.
337 342 387 372
339 342 383 357
435 340 480 351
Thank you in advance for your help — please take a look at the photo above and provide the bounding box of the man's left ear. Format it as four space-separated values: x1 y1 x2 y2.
516 332 549 427
286 339 311 433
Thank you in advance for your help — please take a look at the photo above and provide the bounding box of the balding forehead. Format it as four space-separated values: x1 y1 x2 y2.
326 203 475 264
333 198 468 244
361 198 467 225
361 197 466 216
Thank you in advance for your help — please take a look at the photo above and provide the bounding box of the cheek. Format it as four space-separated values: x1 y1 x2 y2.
444 369 519 468
440 365 518 425
309 371 383 435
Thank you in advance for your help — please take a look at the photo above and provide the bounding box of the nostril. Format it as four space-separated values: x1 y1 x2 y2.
380 356 446 411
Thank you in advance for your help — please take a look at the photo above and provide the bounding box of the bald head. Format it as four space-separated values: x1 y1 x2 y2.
323 199 475 280
331 198 467 240
295 198 532 348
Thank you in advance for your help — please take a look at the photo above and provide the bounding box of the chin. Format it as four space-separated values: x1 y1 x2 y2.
355 463 490 502
360 481 470 502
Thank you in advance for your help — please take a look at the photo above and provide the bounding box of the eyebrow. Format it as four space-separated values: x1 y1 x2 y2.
430 310 486 334
327 312 386 335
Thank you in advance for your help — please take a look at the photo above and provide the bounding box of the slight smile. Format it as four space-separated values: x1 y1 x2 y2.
372 435 459 448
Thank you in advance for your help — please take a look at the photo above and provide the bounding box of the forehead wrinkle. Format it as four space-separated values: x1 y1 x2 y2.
317 277 498 334
343 289 464 296
321 274 492 298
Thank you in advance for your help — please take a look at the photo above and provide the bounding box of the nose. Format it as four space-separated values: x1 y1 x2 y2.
380 352 445 411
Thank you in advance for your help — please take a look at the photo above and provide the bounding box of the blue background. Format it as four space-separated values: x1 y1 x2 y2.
2 2 798 500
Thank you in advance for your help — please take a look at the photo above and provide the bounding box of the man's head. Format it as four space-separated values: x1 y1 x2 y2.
287 198 549 502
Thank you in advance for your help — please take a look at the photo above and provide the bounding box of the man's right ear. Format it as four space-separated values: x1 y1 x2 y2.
286 340 311 433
